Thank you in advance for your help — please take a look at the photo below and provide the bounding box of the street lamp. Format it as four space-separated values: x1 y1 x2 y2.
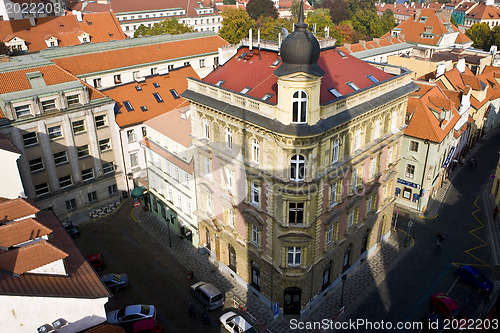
340 274 348 308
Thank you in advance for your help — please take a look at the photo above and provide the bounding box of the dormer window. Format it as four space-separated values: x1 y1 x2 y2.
292 91 307 124
14 104 31 118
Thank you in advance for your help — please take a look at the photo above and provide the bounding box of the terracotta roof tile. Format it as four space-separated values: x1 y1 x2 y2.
0 218 52 249
0 11 126 53
144 105 191 148
102 66 199 128
466 3 500 20
0 240 68 275
203 46 394 105
51 35 229 76
0 198 39 223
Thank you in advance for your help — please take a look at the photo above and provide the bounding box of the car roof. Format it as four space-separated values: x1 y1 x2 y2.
439 297 460 311
197 282 221 295
124 304 150 316
232 315 253 330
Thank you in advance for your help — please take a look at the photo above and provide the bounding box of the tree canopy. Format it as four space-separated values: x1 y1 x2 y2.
320 0 350 24
305 8 333 37
219 8 256 44
257 16 293 41
246 0 278 21
134 18 194 37
465 22 493 51
0 42 9 55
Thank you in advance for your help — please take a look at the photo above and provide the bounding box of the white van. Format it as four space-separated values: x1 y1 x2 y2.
190 281 224 310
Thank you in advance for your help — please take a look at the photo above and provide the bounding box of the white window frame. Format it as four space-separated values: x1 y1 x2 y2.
130 152 139 167
251 225 259 245
290 155 305 182
95 114 107 128
53 151 67 165
332 138 339 163
35 182 49 196
287 247 302 266
202 117 210 139
72 119 85 134
103 161 115 174
82 168 95 181
406 164 415 179
374 118 380 140
225 168 234 191
59 175 72 188
351 168 358 192
99 138 111 152
348 209 355 228
48 125 62 139
292 90 308 124
251 182 259 207
354 128 361 151
326 224 334 245
66 94 80 106
251 139 260 163
330 182 338 207
41 99 57 112
22 132 38 147
225 127 233 149
14 104 31 118
29 158 44 173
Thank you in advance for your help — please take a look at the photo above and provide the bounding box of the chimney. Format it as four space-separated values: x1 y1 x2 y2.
436 63 446 78
373 38 381 46
435 9 452 23
457 58 466 73
425 26 433 33
344 43 351 52
28 17 36 26
72 10 83 22
486 0 494 6
359 40 366 48
249 29 252 51
414 9 422 22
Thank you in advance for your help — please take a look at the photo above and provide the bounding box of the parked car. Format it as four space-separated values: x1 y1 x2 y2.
101 273 128 291
190 281 224 310
62 220 80 238
220 311 258 333
431 293 468 324
85 254 105 271
455 265 493 292
131 318 162 333
107 304 156 325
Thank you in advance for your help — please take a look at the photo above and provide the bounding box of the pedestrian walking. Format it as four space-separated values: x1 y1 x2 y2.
436 233 445 248
188 303 196 319
494 206 499 220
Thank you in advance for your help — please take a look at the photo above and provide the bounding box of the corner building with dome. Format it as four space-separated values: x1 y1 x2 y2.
182 4 417 315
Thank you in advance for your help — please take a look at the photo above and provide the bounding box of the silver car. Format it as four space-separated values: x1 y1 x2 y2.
190 281 224 310
101 273 128 292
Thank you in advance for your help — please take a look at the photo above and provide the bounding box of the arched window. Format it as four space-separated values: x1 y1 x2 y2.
354 128 361 151
391 109 398 132
225 127 232 149
251 139 260 163
202 117 210 139
332 138 339 163
292 91 308 123
290 155 305 181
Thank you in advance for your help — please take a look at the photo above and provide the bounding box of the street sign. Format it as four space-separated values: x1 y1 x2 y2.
134 201 140 208
273 302 279 319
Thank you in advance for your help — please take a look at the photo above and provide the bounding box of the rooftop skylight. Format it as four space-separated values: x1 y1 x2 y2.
123 100 134 111
329 88 343 98
153 92 163 103
135 85 142 91
262 93 273 101
153 82 160 88
215 80 225 86
346 82 360 91
367 75 379 84
170 89 180 99
337 50 347 58
241 87 251 94
140 106 148 111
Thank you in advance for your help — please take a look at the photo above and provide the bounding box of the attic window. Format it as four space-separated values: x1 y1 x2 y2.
262 93 273 101
135 85 142 91
329 88 342 98
87 21 93 25
337 50 347 58
419 17 427 23
170 89 180 99
215 80 225 86
140 106 148 111
346 82 360 91
153 82 160 88
367 75 379 83
272 58 281 66
123 101 134 111
59 24 64 28
153 92 164 103
240 87 251 94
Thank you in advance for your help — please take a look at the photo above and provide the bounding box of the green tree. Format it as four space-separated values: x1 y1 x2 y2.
465 22 492 51
219 8 256 44
305 8 334 37
491 25 500 50
223 0 236 4
320 0 350 24
450 15 458 27
0 42 9 55
351 9 383 38
346 0 376 16
246 0 278 21
380 9 395 33
134 18 194 37
291 0 301 22
258 16 293 41
330 22 355 44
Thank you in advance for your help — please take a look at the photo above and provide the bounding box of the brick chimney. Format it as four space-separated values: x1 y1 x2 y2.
435 9 452 23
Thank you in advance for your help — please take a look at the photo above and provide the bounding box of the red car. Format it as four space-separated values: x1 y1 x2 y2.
85 254 106 271
132 318 162 333
431 293 468 325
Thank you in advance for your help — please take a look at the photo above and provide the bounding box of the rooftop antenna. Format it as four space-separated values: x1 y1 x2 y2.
249 28 253 51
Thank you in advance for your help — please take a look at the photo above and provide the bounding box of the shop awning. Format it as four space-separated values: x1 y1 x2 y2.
131 186 147 198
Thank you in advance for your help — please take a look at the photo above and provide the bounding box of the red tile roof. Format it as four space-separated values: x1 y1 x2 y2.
51 35 229 76
338 36 406 54
0 218 52 249
102 66 199 128
466 3 500 20
405 82 460 143
203 46 394 105
381 8 471 46
0 198 39 223
144 105 192 148
0 11 126 53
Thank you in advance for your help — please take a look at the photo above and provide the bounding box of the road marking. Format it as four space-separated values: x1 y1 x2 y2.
419 213 438 219
398 228 415 247
452 195 489 268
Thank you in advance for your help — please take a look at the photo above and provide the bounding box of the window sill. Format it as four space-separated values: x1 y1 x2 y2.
30 169 45 174
50 136 64 141
73 130 87 136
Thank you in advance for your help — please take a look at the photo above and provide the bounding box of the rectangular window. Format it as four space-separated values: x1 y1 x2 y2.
88 191 98 203
65 198 77 211
184 61 190 66
367 74 379 83
251 139 260 163
330 182 339 206
123 100 134 111
327 224 334 245
351 168 358 192
367 195 373 213
114 74 122 84
99 138 111 152
93 78 102 88
151 68 157 75
199 59 205 68
153 92 163 103
170 89 180 99
95 114 107 128
130 152 139 167
29 158 44 172
53 151 68 165
251 182 259 207
108 184 118 196
225 168 233 190
203 118 210 139
406 164 415 179
409 141 419 152
66 95 80 106
204 156 212 178
289 202 304 225
77 144 90 158
82 168 94 181
287 247 301 266
72 119 85 134
41 99 57 112
48 125 62 139
22 132 38 147
35 183 49 196
251 225 259 245
59 175 72 188
346 81 360 91
102 161 115 174
348 209 355 228
329 88 342 98
15 104 31 117
127 129 135 143
140 105 148 112
207 195 213 213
